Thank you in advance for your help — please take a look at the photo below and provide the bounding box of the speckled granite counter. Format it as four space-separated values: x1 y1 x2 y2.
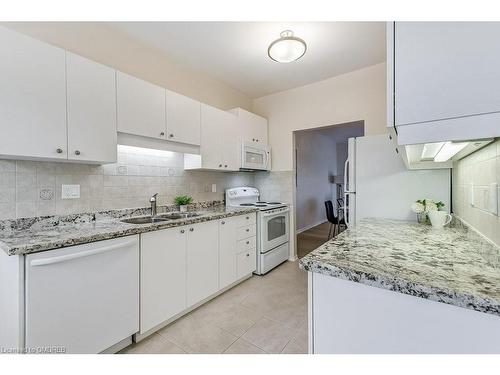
0 203 258 256
299 218 500 317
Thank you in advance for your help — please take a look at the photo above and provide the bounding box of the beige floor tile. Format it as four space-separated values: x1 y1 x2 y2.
241 317 296 354
223 338 266 354
157 314 238 354
282 324 309 354
119 333 187 354
124 261 308 355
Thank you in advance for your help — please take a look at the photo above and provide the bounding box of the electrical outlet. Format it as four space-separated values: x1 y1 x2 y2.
62 184 80 199
211 184 217 193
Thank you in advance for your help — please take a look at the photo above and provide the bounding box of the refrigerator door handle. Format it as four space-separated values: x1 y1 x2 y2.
344 159 349 192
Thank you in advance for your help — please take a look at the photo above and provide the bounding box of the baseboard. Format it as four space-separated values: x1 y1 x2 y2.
297 220 328 234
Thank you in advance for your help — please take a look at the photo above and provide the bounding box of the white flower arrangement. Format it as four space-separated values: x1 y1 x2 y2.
411 199 445 223
411 202 425 213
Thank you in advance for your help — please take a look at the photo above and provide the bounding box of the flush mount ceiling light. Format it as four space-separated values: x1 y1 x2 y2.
268 30 307 63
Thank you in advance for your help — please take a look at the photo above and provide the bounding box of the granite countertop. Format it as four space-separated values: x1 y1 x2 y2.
0 204 258 256
299 218 500 317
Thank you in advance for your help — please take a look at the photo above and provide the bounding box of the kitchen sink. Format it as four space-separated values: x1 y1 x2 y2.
158 212 202 220
121 216 171 225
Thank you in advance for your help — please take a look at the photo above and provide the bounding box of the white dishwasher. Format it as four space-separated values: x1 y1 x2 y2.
25 235 139 354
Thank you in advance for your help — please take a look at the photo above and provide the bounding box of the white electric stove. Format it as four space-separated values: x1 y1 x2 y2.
225 187 290 275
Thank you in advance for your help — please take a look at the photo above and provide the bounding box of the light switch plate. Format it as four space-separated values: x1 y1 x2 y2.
62 184 80 199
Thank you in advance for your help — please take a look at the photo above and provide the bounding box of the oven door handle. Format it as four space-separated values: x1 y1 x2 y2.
261 208 290 217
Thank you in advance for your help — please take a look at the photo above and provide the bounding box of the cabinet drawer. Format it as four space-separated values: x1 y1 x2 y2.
234 212 256 227
237 248 256 278
237 236 256 253
237 224 256 240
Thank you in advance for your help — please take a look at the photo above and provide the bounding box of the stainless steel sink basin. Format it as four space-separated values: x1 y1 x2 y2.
121 216 171 225
158 212 202 220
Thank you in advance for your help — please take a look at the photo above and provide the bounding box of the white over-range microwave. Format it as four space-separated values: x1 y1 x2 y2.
240 141 271 171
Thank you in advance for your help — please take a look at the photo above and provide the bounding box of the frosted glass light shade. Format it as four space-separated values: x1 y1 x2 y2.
268 30 307 63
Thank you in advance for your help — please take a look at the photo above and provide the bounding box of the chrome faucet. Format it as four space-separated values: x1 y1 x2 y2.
150 193 158 217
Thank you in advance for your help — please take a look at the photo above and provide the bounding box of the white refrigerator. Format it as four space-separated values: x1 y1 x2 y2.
343 134 451 227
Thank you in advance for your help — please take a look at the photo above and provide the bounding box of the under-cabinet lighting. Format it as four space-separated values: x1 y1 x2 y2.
421 142 445 160
433 141 469 162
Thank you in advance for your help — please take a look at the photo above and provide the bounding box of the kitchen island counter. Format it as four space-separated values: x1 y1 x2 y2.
299 218 500 317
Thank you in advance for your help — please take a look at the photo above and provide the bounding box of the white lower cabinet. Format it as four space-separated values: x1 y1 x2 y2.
139 214 257 337
219 218 238 289
237 248 257 279
186 220 219 306
25 236 139 354
140 226 187 334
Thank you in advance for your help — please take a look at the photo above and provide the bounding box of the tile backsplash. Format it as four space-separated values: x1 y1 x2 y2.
453 139 500 247
0 145 254 219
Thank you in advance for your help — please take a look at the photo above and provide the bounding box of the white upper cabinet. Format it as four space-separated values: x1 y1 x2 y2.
66 52 117 163
0 27 67 160
185 104 239 171
116 72 166 140
165 89 201 145
389 22 500 145
231 108 268 144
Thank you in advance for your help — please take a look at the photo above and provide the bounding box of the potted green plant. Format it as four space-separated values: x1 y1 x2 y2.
411 199 445 223
174 195 193 212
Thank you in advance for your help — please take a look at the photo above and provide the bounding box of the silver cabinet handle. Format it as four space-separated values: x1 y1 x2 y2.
246 241 249 244
56 148 63 154
221 221 225 225
246 253 250 257
189 228 194 232
246 216 249 220
169 134 174 138
160 132 165 136
246 228 249 232
219 164 223 168
74 150 81 155
180 229 185 234
224 165 228 168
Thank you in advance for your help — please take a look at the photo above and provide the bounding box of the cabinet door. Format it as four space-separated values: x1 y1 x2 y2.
220 111 240 171
235 108 268 144
186 220 219 306
200 104 223 169
140 227 187 333
218 218 238 289
166 89 201 145
116 71 166 139
0 27 67 160
395 22 500 126
237 248 256 278
66 52 117 163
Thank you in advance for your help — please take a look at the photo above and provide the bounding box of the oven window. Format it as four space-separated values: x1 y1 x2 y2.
246 151 264 164
267 215 286 241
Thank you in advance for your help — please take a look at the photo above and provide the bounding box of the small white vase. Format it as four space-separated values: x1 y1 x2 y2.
179 205 188 212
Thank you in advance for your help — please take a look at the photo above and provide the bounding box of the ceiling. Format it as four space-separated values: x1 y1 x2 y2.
106 22 386 98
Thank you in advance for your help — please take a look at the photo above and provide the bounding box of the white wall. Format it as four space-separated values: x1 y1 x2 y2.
295 131 337 232
252 63 387 171
2 22 252 111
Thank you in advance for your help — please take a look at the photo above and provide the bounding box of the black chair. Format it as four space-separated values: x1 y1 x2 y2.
325 200 345 239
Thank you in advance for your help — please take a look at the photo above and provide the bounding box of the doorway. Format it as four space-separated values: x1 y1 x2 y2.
293 121 364 259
